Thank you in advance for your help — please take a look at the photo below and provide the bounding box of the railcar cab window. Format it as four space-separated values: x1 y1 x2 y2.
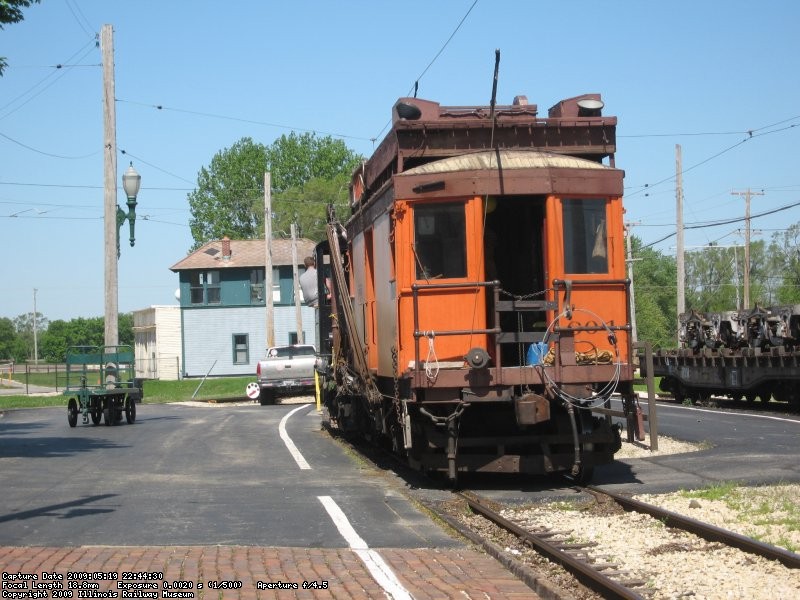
562 199 608 274
413 203 467 279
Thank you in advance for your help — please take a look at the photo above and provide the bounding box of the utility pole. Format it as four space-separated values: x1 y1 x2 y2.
675 144 685 344
625 223 639 343
731 188 764 309
291 222 304 344
102 24 119 347
264 172 274 348
32 288 38 365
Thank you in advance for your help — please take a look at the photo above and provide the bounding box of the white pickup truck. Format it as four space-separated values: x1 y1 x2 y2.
255 344 316 405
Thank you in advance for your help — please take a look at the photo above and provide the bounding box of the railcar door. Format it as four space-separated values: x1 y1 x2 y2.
395 197 489 372
546 195 630 365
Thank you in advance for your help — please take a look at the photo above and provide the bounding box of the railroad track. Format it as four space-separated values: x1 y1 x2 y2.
454 491 651 600
447 486 800 600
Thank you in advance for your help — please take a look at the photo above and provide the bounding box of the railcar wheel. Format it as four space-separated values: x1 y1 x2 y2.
745 392 757 403
67 398 78 428
673 384 686 404
125 396 136 424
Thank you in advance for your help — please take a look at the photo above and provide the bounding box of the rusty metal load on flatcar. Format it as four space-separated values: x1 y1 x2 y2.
316 91 640 484
647 305 800 407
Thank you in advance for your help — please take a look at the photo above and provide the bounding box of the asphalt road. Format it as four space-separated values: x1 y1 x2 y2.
0 401 460 549
598 399 800 493
3 397 799 545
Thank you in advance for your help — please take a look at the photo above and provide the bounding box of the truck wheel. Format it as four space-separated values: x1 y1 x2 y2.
259 388 275 405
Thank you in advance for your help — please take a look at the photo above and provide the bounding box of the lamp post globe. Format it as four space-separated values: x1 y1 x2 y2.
122 162 141 199
120 162 140 249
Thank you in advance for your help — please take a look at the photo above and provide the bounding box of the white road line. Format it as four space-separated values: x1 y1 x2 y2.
279 404 311 469
318 495 414 600
651 401 800 425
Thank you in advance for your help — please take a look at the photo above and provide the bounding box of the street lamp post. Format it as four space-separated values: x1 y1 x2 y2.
117 163 141 257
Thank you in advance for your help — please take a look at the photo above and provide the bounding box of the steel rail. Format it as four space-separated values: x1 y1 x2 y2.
456 491 646 600
587 485 800 569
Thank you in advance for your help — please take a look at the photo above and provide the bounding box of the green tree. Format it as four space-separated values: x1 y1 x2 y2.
188 137 267 249
274 175 351 242
187 133 362 249
0 0 42 76
685 241 770 311
266 132 361 193
0 317 17 360
12 311 48 361
39 314 133 362
631 237 677 349
769 224 800 304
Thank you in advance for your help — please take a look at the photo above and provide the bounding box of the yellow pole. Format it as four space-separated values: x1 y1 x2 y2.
314 370 321 412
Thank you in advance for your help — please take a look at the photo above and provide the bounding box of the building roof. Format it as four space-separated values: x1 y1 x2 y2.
169 238 317 272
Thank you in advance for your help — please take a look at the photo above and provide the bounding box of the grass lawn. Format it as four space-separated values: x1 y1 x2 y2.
0 376 257 410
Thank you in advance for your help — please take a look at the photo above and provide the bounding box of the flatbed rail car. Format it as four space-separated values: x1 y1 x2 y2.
63 345 141 426
646 306 800 408
314 93 638 483
646 346 800 408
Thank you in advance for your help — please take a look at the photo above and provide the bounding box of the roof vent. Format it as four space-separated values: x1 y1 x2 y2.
577 98 604 117
395 101 422 120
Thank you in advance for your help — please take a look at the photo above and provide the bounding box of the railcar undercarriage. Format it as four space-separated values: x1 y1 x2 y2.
323 360 624 484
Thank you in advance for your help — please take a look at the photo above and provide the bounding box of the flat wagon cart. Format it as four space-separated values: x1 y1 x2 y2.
63 345 142 427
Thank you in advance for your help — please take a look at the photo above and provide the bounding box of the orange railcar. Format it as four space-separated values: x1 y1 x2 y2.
315 94 634 483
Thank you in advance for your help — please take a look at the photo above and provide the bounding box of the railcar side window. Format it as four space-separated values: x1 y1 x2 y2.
562 199 608 274
413 203 467 279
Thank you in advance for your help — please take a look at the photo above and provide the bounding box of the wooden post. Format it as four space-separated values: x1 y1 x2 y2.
264 172 274 348
291 222 304 344
102 24 119 347
675 144 684 345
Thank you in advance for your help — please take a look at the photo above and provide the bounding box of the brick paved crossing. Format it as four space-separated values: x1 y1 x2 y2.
0 545 538 599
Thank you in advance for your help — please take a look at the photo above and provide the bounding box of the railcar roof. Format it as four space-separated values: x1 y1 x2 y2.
396 149 614 177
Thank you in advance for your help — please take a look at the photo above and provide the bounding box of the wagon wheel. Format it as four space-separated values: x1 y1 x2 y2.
67 398 78 428
104 401 115 426
125 396 136 424
90 399 102 425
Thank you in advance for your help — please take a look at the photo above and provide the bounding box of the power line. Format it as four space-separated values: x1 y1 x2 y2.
120 149 196 185
0 40 98 121
371 0 480 142
625 116 800 199
64 0 96 40
0 131 100 159
640 200 800 250
116 98 372 142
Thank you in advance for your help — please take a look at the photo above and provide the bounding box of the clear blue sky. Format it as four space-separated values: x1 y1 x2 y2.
3 0 799 322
